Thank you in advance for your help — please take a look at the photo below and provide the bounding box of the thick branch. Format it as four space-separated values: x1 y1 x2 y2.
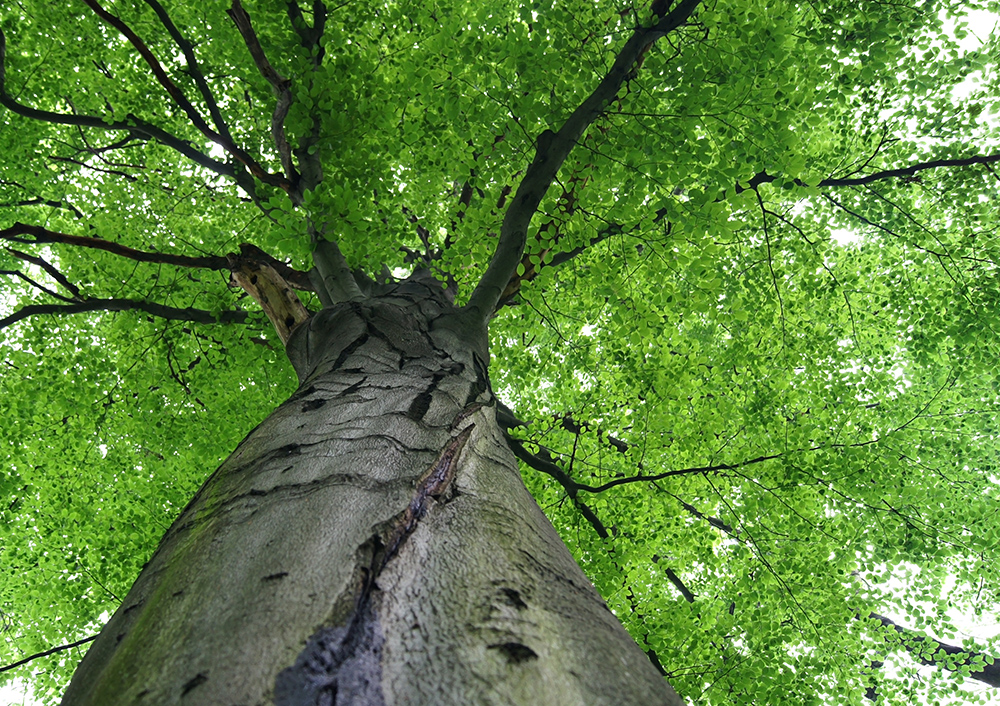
229 256 310 344
309 237 364 305
1 222 229 270
0 298 249 331
465 0 701 317
871 613 1000 689
228 1 298 187
0 224 313 290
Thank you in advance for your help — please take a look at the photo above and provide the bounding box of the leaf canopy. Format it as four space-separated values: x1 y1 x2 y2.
1 0 999 703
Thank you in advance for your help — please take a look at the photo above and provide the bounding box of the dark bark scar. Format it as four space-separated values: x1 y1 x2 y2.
379 424 474 572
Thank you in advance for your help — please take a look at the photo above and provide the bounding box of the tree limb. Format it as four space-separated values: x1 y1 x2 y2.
0 222 230 270
140 0 234 142
0 268 75 303
0 635 98 675
283 0 328 193
870 613 1000 689
2 247 83 300
465 0 702 318
739 153 1000 192
0 30 234 181
80 0 291 193
1 197 84 219
0 224 313 290
504 432 610 539
0 298 250 331
309 237 366 306
228 0 298 188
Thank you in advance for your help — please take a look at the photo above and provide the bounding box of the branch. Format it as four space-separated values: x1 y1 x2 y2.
0 268 75 302
504 433 610 538
284 1 328 193
286 1 328 49
1 31 233 180
309 237 364 306
870 613 1000 688
0 224 314 292
739 153 1000 191
228 0 297 187
0 635 98 675
464 0 702 318
574 451 784 494
0 222 230 270
2 247 83 299
500 222 628 305
1 197 84 219
140 0 232 142
664 566 697 603
0 298 250 331
81 0 292 193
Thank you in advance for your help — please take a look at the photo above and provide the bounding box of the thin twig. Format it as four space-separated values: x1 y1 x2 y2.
0 635 98 675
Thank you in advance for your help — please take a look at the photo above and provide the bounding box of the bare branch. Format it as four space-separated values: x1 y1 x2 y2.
0 224 314 292
2 247 83 300
228 0 297 186
0 268 75 302
465 0 702 318
0 298 250 331
309 237 365 305
504 432 610 538
0 197 85 219
663 567 696 603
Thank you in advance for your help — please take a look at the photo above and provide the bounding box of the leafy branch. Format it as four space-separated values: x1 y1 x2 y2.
81 0 291 194
0 298 250 331
869 613 1000 689
465 0 702 318
1 33 233 187
739 152 1000 191
0 224 312 290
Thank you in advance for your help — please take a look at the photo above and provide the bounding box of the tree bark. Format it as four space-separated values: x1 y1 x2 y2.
61 278 682 705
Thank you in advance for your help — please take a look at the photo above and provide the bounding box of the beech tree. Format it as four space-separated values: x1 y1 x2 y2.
1 0 999 703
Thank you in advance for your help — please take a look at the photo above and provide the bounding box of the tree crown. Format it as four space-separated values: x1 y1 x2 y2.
1 0 999 703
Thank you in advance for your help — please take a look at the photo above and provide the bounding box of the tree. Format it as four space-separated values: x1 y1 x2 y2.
1 0 999 703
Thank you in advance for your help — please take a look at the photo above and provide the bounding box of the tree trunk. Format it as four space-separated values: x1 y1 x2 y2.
61 279 682 706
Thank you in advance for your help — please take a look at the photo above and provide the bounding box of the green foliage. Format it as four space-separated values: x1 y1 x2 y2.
1 0 999 704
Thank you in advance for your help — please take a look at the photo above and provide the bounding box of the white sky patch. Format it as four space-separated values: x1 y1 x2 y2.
207 142 228 160
831 228 860 247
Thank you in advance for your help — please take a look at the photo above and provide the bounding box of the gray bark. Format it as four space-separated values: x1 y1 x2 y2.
61 278 682 706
